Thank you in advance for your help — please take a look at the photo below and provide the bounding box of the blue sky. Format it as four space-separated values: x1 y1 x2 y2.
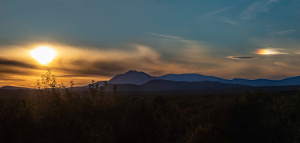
0 0 300 87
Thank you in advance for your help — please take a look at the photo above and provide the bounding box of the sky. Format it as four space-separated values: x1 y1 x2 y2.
0 0 300 87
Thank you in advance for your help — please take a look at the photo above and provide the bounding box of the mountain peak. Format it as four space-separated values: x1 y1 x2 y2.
125 70 144 74
109 70 154 85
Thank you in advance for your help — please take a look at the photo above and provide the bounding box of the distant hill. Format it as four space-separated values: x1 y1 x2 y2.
230 77 300 86
0 86 28 90
108 70 154 85
157 73 228 83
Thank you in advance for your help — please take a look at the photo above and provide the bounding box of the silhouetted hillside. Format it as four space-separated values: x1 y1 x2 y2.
0 86 28 90
230 77 300 86
109 70 154 85
157 73 227 83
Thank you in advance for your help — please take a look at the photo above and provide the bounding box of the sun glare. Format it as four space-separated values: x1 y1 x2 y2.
31 46 56 65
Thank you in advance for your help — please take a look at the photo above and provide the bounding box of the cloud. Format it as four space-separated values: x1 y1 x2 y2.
274 62 288 67
256 48 287 55
0 68 31 75
0 78 26 81
219 18 239 25
204 6 235 17
55 60 131 77
240 0 279 20
250 38 300 55
228 56 260 60
265 25 276 27
0 43 193 87
1 40 300 87
147 32 212 63
147 32 208 50
266 0 279 4
44 44 194 78
272 29 295 36
0 58 37 69
148 33 194 43
202 6 239 26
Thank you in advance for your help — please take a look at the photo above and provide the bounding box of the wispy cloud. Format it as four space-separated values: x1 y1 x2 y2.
228 56 260 60
265 25 276 27
204 6 235 17
272 29 295 36
148 33 196 44
219 18 239 25
202 6 239 26
266 0 279 4
148 32 211 64
240 0 279 20
148 33 182 40
274 62 288 67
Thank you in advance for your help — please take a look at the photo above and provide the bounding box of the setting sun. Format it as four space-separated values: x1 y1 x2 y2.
30 46 56 65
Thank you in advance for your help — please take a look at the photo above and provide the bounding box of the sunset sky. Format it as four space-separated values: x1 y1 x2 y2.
1 0 300 87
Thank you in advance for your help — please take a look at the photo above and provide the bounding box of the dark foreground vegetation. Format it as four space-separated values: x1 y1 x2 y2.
1 88 300 143
1 72 300 143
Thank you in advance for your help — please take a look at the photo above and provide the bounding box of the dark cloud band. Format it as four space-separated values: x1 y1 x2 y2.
0 58 37 69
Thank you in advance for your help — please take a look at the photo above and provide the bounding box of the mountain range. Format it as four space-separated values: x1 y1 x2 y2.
104 70 300 87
